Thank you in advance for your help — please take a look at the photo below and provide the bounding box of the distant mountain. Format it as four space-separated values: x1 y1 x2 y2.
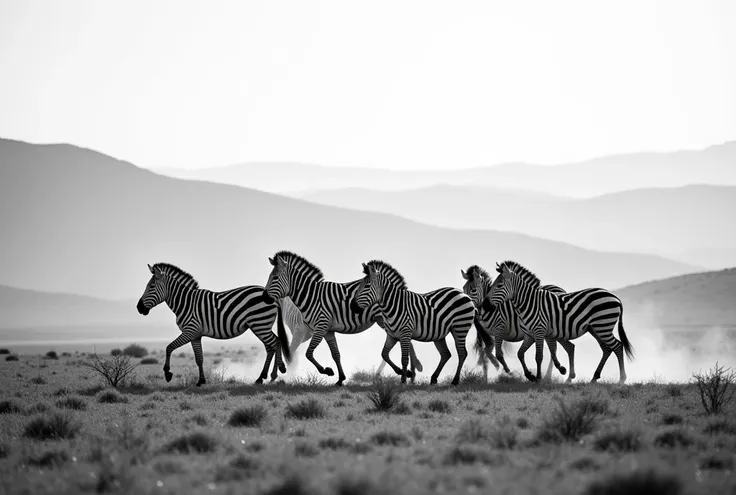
156 141 736 197
0 138 699 305
297 184 736 269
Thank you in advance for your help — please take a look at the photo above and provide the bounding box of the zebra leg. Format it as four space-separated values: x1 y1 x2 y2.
532 326 550 381
544 339 557 381
304 324 334 376
324 331 346 386
588 328 613 383
163 329 198 383
191 339 206 387
430 338 452 385
381 334 407 377
399 329 413 384
289 325 312 362
517 333 537 383
450 326 469 386
495 336 512 374
250 325 279 384
592 324 627 384
559 340 576 382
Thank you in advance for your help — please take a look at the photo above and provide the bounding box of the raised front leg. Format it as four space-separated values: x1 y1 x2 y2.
163 329 199 383
324 331 347 386
304 322 335 377
190 339 206 387
544 338 567 380
381 335 417 381
517 333 537 383
249 324 279 385
430 338 452 385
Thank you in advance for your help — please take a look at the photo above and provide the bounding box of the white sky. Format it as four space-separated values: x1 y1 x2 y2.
0 0 734 170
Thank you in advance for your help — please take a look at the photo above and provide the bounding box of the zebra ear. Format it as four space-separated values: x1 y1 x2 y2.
461 269 469 280
362 263 369 275
367 263 378 278
268 257 276 266
495 262 502 274
148 264 154 274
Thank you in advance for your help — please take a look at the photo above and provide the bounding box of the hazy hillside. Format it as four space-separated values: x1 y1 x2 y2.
156 141 736 197
297 184 736 268
616 267 736 329
0 138 700 303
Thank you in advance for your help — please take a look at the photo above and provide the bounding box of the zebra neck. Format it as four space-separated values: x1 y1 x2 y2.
509 282 538 319
377 283 403 323
165 281 195 317
289 276 321 314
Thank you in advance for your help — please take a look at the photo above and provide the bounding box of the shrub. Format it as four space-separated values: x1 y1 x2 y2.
56 396 87 411
582 468 682 495
0 400 23 414
703 418 736 436
537 396 609 443
110 349 122 356
664 384 682 397
5 355 19 361
23 413 80 440
228 404 268 427
122 344 148 358
97 390 129 404
140 358 159 365
593 428 643 452
53 387 70 397
164 432 219 454
661 413 683 425
699 452 735 471
286 398 327 420
365 377 403 412
26 449 70 468
0 348 10 354
81 353 138 388
370 431 411 447
654 428 694 449
45 351 59 360
318 437 351 450
692 362 735 415
427 398 452 413
31 376 46 384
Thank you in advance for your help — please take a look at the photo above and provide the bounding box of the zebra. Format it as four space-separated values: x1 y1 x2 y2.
136 263 291 386
488 261 634 383
352 261 476 386
279 295 420 376
261 251 423 386
462 265 575 381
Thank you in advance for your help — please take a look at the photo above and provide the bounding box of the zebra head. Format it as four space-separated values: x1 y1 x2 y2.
137 264 167 315
489 262 520 306
461 265 490 309
351 262 385 313
262 255 290 305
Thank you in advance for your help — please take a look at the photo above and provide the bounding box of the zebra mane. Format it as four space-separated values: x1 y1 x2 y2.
465 265 490 283
498 260 541 288
152 263 199 290
274 250 325 281
365 260 407 290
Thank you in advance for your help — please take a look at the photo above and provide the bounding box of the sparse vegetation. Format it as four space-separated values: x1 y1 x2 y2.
427 398 452 413
537 396 610 443
139 357 159 365
365 377 404 412
55 396 87 410
0 400 22 414
81 352 138 388
5 354 19 361
122 343 149 358
593 427 643 452
228 404 268 427
44 350 58 360
370 430 411 447
654 428 695 449
110 348 122 356
97 389 129 404
0 348 10 354
692 361 735 415
23 413 80 440
164 432 219 454
286 397 327 419
582 468 682 495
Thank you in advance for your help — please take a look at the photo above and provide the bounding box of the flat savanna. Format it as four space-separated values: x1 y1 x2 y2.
1 349 734 495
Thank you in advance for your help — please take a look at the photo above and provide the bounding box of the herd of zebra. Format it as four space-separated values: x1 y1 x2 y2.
136 251 634 388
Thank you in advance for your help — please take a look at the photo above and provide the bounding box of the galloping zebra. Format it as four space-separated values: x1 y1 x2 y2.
261 251 422 386
488 261 634 383
136 263 291 386
462 265 574 381
352 262 476 386
279 296 420 376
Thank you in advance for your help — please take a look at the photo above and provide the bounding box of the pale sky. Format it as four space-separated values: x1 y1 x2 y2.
0 0 734 170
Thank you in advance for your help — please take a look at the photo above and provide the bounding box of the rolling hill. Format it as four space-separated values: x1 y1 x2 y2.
0 138 700 304
155 141 736 197
296 184 736 268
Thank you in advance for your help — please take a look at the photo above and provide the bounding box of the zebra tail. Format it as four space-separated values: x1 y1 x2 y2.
474 316 500 369
277 303 292 364
618 304 634 361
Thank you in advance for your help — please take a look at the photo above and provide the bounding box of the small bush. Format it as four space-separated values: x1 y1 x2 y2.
5 355 19 361
593 428 643 452
654 428 694 449
139 357 159 365
661 413 683 425
365 377 402 412
516 417 530 429
26 403 49 414
26 449 70 468
664 384 683 397
443 445 502 466
427 398 452 413
699 452 735 471
371 431 411 447
692 362 735 415
97 390 128 404
23 413 80 440
110 349 122 356
0 348 10 354
0 400 23 414
55 396 87 411
122 344 148 358
318 437 351 450
45 351 59 360
164 432 219 454
294 441 320 458
228 404 268 427
179 401 193 411
582 468 682 495
489 417 518 449
52 387 70 397
703 418 736 436
31 376 46 384
537 396 609 443
392 401 412 415
81 353 138 389
190 413 208 426
286 398 327 420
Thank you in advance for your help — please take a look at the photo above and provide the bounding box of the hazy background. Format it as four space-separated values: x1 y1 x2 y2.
1 1 735 383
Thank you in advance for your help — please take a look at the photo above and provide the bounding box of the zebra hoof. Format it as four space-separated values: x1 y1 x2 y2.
559 366 567 375
404 370 415 379
196 378 206 387
334 381 343 387
164 370 173 383
278 363 287 374
323 367 335 377
525 373 537 383
255 378 264 385
451 379 459 386
430 377 438 385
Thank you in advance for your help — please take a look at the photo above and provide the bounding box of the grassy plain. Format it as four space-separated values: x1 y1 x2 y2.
0 349 735 495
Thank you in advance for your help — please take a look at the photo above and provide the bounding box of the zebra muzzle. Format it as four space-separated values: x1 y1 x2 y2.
136 299 150 316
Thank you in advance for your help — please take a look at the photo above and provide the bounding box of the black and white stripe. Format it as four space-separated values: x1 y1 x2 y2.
136 263 291 386
353 262 476 386
462 265 573 381
262 251 422 385
489 261 634 383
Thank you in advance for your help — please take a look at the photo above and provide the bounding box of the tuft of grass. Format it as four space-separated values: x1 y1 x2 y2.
456 418 491 443
365 377 402 412
427 398 452 414
370 430 411 447
179 401 193 411
228 404 268 427
703 418 736 436
23 413 80 440
537 396 609 443
593 427 643 452
443 445 504 466
496 373 526 385
31 376 46 385
78 384 106 396
97 390 129 404
55 396 87 411
664 384 683 397
190 413 208 426
582 468 682 495
660 413 683 425
0 400 23 414
139 357 159 365
26 403 49 415
699 452 735 471
52 387 71 397
294 441 320 458
5 355 19 361
654 428 694 449
318 437 351 450
164 431 219 454
286 397 327 420
26 449 70 468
